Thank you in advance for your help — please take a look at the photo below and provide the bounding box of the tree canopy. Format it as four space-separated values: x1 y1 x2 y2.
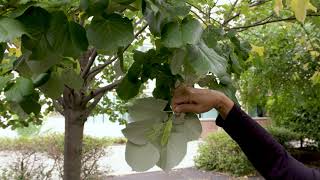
0 0 319 179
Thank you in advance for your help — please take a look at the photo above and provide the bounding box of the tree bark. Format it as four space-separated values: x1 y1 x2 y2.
64 109 86 180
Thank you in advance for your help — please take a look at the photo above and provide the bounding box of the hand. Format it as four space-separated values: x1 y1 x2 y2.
172 86 234 119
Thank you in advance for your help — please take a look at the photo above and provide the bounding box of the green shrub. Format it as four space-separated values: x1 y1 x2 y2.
195 127 303 177
266 126 303 148
194 131 256 177
0 134 125 179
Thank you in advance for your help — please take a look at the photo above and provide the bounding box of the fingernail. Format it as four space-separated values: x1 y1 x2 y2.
175 107 181 113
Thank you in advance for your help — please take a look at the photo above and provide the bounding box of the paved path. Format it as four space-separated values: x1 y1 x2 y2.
106 167 264 180
102 141 201 175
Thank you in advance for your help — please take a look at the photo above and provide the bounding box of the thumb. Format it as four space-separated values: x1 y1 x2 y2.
175 104 200 113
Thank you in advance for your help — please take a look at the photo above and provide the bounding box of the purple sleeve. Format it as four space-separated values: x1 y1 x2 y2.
216 105 320 180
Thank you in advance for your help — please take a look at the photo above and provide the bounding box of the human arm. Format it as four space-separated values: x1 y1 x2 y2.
172 86 320 180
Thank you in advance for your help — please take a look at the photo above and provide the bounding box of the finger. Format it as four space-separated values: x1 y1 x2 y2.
173 86 191 104
174 104 200 113
174 85 190 97
173 96 190 105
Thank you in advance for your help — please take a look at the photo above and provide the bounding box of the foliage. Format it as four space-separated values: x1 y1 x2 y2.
281 102 320 147
194 131 256 177
239 21 320 145
0 134 118 179
0 134 125 151
195 128 303 177
123 97 202 171
267 126 303 149
15 122 42 137
0 0 319 177
0 151 57 180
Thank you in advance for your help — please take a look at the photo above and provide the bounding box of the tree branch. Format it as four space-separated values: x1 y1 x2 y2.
190 9 208 26
83 78 122 103
53 100 64 115
81 48 97 78
87 24 148 79
125 24 148 51
231 14 320 31
187 2 221 26
223 13 240 26
223 0 239 25
249 0 271 8
87 56 117 81
86 93 104 115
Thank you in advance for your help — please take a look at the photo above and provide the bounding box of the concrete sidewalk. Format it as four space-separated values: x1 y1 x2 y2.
102 141 202 175
106 167 264 180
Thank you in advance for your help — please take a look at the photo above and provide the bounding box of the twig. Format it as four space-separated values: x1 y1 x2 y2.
223 0 272 27
53 100 64 115
187 2 221 26
300 24 316 51
91 79 122 98
83 78 122 103
223 0 239 25
87 24 148 79
249 0 271 7
190 9 208 26
87 56 117 81
230 14 320 31
81 48 97 78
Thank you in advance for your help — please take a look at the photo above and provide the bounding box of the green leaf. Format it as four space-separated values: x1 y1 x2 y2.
7 2 37 18
202 26 224 49
230 52 243 75
113 0 137 4
17 7 62 72
153 78 172 100
229 34 251 61
290 0 317 23
0 43 6 63
187 41 228 78
26 52 61 74
128 97 168 122
19 93 41 115
161 22 183 48
156 132 188 170
198 75 238 103
17 7 51 41
170 48 186 75
143 0 190 35
4 77 34 103
32 72 51 88
46 12 89 58
127 61 142 83
125 142 160 171
80 0 109 16
181 17 203 45
122 119 161 145
0 17 27 42
274 0 283 16
181 113 202 141
174 113 202 141
9 102 29 120
87 14 134 52
0 75 12 91
116 75 141 100
161 18 203 48
69 22 89 53
161 118 172 146
143 5 166 35
116 47 126 75
61 68 84 90
39 72 64 99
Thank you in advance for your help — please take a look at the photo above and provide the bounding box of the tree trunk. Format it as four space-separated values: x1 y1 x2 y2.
64 109 86 180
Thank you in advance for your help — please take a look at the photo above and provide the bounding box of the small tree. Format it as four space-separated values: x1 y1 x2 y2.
0 0 317 179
